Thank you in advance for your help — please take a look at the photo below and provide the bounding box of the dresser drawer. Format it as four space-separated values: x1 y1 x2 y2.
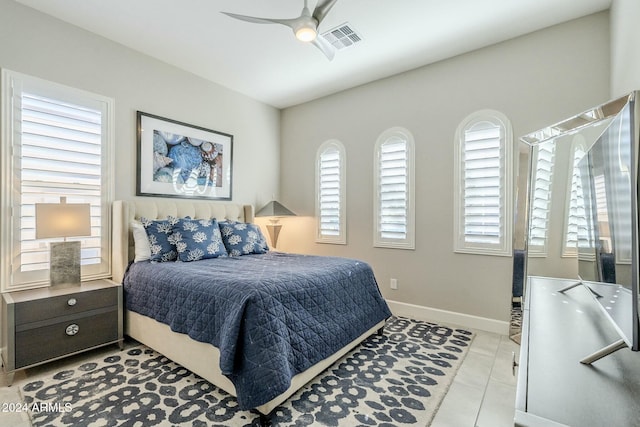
15 310 119 369
14 287 117 325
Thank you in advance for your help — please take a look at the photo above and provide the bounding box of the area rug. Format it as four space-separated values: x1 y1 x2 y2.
510 307 522 345
20 316 473 427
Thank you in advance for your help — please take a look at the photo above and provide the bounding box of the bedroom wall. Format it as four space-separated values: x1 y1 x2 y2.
610 0 640 97
0 0 280 208
278 12 611 327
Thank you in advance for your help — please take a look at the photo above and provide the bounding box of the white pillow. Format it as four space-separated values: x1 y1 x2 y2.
131 220 151 262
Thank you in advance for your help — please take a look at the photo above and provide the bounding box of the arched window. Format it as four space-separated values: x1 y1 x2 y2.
374 127 415 249
316 140 346 244
454 110 513 256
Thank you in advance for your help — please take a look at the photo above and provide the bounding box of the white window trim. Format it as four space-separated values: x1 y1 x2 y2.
373 127 415 250
453 109 513 256
315 139 346 244
1 69 115 292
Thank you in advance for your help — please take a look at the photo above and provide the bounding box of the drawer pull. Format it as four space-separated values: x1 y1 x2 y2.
65 324 80 336
67 298 77 306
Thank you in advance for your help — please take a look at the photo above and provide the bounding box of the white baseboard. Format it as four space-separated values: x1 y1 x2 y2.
386 299 510 335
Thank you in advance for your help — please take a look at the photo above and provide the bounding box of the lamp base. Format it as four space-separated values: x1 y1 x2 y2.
50 241 81 287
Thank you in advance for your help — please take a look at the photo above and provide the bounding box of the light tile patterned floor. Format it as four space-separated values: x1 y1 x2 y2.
0 327 519 427
431 330 519 427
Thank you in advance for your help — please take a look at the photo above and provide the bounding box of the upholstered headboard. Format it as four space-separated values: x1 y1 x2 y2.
111 199 254 283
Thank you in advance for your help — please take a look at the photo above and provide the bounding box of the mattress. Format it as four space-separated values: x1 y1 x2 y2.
123 251 391 409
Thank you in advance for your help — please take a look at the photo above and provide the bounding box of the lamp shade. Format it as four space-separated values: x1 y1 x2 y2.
255 200 296 218
35 197 91 239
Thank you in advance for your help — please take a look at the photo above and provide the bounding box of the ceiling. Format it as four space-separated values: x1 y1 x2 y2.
14 0 611 109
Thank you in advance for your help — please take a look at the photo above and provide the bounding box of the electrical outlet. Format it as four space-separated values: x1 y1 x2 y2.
390 278 398 290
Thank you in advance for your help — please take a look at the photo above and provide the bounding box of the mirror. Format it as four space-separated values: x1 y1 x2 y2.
576 112 634 287
514 92 639 361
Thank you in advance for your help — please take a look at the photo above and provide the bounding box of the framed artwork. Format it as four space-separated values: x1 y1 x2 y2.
136 111 233 200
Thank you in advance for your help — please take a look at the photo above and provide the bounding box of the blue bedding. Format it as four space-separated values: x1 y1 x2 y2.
123 252 391 410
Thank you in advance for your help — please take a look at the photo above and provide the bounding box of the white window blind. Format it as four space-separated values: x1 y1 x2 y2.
463 124 502 244
20 93 103 271
575 171 595 256
316 140 346 244
374 128 415 249
454 111 513 256
1 70 113 291
378 138 408 239
528 143 555 255
563 144 587 256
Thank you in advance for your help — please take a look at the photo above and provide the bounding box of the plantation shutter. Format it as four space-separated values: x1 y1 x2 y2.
3 70 113 290
374 128 414 250
319 147 341 236
462 123 503 246
564 145 587 255
316 141 345 244
378 137 408 240
528 143 555 254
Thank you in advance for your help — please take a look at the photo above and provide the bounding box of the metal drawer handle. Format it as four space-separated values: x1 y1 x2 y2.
67 298 77 306
65 324 79 336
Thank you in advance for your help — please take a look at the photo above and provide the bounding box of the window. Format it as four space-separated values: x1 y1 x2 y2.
316 140 346 244
454 110 513 256
1 70 114 291
374 127 415 249
528 142 556 256
562 139 587 256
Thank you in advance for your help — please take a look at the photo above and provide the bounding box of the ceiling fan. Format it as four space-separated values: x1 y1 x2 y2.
221 0 339 60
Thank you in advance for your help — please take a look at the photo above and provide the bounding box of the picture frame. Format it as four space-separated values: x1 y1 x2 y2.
136 111 233 200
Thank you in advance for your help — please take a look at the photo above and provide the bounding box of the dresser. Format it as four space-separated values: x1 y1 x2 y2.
1 279 123 379
515 277 640 427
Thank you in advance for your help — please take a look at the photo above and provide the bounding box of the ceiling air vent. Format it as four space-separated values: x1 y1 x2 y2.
321 23 362 51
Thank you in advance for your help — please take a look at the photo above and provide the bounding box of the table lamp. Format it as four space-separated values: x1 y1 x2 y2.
35 197 91 287
255 200 296 248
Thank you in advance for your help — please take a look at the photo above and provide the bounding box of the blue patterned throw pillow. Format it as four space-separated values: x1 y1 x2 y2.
219 221 269 256
172 218 228 262
140 216 182 262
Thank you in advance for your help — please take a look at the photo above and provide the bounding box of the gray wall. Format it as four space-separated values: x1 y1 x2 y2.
0 0 616 326
0 0 280 208
611 0 640 97
279 12 611 323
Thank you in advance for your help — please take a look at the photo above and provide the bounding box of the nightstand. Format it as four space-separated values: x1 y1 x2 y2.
1 279 123 382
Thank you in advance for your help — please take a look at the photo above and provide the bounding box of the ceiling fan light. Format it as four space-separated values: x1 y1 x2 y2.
296 26 317 42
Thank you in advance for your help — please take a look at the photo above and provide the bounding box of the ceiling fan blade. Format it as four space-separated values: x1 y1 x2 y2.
311 35 336 61
223 3 338 61
312 0 339 24
221 12 297 28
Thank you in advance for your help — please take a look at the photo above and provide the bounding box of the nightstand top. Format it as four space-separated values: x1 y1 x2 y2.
3 279 120 304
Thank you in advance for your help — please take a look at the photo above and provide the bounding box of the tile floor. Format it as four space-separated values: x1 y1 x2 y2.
0 328 519 427
431 330 519 427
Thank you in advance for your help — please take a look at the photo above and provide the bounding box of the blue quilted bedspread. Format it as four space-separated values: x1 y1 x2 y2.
123 252 391 410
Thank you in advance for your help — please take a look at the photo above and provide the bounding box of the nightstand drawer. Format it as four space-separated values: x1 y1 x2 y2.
14 287 117 325
15 310 119 369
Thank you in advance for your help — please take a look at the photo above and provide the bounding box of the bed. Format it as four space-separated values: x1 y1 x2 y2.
111 199 391 416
